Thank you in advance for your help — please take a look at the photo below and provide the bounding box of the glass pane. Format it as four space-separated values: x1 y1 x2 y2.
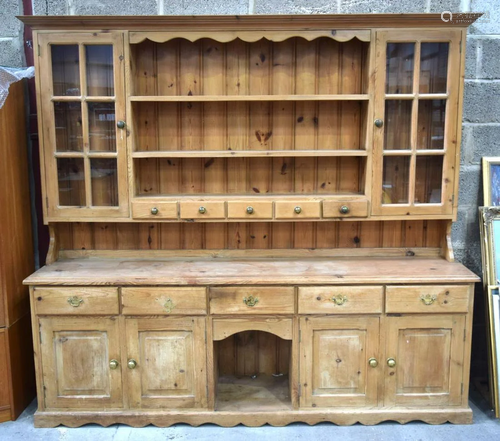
419 43 449 94
384 100 412 150
54 102 83 152
382 156 410 204
417 99 446 150
51 45 80 96
86 45 114 96
415 156 443 204
88 102 116 152
386 43 415 94
91 159 118 206
57 158 85 206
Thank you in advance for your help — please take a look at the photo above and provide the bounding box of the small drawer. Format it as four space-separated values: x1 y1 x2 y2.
209 287 294 314
323 200 369 218
131 201 178 219
298 286 383 314
34 287 119 315
180 201 225 219
122 287 207 315
227 201 273 219
275 201 321 219
385 285 470 313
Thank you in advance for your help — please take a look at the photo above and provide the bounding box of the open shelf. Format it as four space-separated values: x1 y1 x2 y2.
129 94 369 102
132 150 368 159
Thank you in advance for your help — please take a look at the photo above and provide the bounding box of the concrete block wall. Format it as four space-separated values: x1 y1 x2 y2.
0 0 497 276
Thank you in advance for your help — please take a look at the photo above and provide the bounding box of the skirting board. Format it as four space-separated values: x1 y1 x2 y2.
34 408 473 428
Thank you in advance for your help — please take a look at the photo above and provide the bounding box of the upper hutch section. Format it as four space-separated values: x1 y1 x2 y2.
20 14 478 223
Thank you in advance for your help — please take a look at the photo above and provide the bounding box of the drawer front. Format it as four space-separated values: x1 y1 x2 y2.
131 201 178 219
122 287 207 315
275 201 321 219
180 201 225 219
323 200 369 218
298 286 384 314
227 201 273 219
385 285 470 313
210 287 294 314
34 287 119 315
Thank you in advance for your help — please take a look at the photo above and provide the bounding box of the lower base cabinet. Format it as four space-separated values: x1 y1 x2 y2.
31 283 474 426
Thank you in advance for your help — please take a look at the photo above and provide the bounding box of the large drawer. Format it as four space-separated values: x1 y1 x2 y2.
298 286 384 314
34 287 119 315
121 287 207 315
385 285 470 313
209 287 294 314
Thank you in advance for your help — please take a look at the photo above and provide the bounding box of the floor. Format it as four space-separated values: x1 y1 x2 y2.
1 387 499 441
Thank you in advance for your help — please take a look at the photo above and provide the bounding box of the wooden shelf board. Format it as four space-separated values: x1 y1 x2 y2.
129 94 369 102
132 150 368 159
24 257 480 286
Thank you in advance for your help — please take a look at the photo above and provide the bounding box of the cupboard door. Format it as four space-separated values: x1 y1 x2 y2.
37 32 128 219
372 30 462 216
126 317 207 409
385 315 465 406
299 317 379 407
39 317 122 409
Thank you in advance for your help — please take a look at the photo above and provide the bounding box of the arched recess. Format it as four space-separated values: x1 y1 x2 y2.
212 318 293 341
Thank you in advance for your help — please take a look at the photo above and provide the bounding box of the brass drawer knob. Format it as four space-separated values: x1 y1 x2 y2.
67 296 84 307
339 205 350 215
151 207 159 215
374 119 384 128
420 294 437 305
163 298 174 314
331 295 348 306
368 358 378 368
127 359 137 369
243 296 259 307
246 206 254 214
294 206 302 214
117 120 126 129
199 206 207 214
109 359 119 370
387 358 396 368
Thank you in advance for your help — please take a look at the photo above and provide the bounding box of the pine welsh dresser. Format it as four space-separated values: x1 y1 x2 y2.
19 14 481 427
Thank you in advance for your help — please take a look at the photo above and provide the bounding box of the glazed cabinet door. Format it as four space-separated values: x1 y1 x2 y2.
36 32 128 220
39 317 123 409
125 317 207 409
385 315 465 406
372 29 462 216
299 317 380 407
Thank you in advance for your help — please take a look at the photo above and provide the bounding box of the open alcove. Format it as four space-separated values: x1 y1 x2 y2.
213 330 293 412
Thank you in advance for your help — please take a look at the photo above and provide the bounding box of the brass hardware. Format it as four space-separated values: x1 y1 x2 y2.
67 296 84 307
294 206 302 214
339 205 350 215
387 358 396 368
117 120 126 129
420 294 437 305
109 359 119 370
243 296 259 307
163 298 174 313
199 206 207 214
331 295 348 306
246 206 254 214
374 119 384 128
151 207 159 215
127 359 137 369
368 358 378 368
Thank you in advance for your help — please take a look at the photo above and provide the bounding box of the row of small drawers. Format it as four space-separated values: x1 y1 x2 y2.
132 200 369 220
33 285 470 316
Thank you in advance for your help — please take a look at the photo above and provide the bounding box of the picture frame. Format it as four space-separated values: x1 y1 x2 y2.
483 157 500 206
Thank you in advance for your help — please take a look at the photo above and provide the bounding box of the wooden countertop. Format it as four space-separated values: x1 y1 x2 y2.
24 257 480 286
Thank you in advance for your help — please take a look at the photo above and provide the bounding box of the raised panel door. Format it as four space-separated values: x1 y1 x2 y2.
299 317 379 407
385 315 465 406
39 317 122 409
126 317 207 409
